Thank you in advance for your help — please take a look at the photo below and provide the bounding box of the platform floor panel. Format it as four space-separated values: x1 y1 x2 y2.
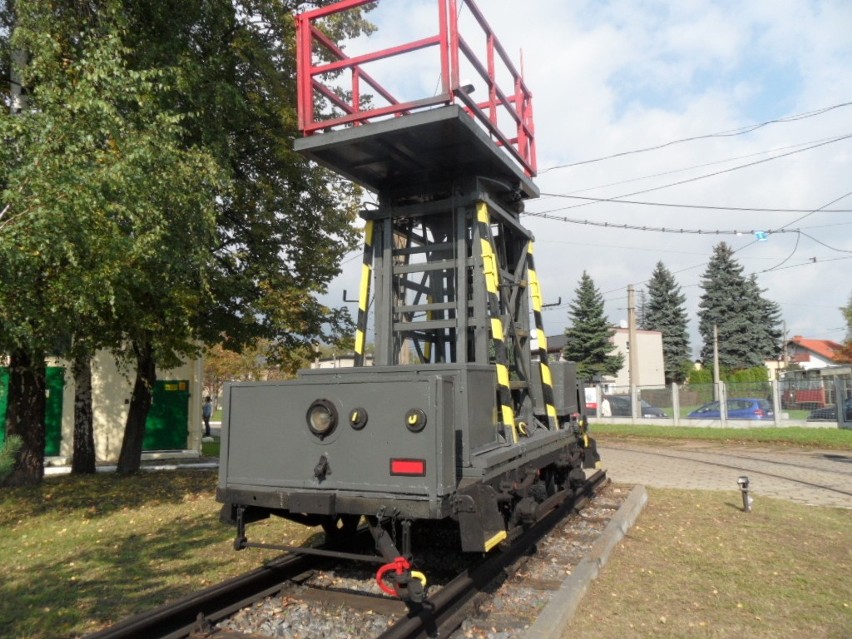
295 105 538 198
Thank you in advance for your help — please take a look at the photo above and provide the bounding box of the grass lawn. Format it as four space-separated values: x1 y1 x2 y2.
0 469 317 639
590 423 852 450
561 487 851 639
2 429 849 638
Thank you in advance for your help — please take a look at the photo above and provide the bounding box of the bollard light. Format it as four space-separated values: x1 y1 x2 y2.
737 475 753 512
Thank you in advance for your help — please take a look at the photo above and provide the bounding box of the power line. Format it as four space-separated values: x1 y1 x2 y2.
524 212 797 236
534 133 852 214
537 135 846 198
535 193 852 214
539 100 852 172
757 189 852 273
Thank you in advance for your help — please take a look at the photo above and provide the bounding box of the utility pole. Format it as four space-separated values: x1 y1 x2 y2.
713 323 720 400
627 285 639 387
627 285 639 417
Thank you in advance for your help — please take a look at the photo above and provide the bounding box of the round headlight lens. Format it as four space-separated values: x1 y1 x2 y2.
307 399 338 438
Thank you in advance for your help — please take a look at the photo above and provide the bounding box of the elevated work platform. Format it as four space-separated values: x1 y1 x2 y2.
295 105 538 198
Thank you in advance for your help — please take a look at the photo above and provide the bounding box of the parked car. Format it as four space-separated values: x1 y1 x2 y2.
807 398 852 421
605 395 668 418
687 398 774 420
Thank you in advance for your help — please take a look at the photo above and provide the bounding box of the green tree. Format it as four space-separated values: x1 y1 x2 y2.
120 0 365 356
562 272 624 382
2 0 373 480
836 292 852 363
745 274 783 361
643 262 691 384
636 288 649 330
697 243 781 372
2 1 223 480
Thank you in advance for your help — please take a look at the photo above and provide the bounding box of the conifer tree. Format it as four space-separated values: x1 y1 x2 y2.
643 262 691 384
562 272 624 382
636 289 649 330
746 274 783 361
698 243 782 371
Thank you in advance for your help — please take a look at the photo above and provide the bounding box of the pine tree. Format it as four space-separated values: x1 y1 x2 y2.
698 243 781 371
636 289 649 330
562 272 624 382
746 274 783 361
643 262 691 384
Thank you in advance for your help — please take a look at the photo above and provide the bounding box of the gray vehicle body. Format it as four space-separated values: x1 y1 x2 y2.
218 362 580 520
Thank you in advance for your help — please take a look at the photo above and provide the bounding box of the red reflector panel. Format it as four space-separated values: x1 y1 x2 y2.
390 459 426 476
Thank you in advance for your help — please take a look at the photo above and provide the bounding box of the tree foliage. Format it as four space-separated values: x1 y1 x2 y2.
2 0 371 479
697 243 782 372
643 262 691 384
0 434 22 482
1 1 224 478
562 271 624 382
118 0 365 358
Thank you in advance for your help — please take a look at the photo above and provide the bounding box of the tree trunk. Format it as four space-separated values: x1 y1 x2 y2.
116 340 156 475
3 348 46 486
71 353 96 474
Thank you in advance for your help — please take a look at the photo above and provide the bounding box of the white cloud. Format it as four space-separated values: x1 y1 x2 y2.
318 0 852 351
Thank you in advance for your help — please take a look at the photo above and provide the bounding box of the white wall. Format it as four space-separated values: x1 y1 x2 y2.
48 351 203 463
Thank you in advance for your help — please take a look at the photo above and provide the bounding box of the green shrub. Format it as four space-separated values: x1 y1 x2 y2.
688 365 769 384
0 435 23 481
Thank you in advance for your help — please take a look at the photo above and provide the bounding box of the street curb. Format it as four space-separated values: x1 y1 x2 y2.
524 484 649 639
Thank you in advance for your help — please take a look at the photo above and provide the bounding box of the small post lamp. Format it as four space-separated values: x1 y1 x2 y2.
737 475 753 512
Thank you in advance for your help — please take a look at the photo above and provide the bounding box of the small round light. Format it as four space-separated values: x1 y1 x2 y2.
307 399 338 438
405 408 427 432
350 407 368 430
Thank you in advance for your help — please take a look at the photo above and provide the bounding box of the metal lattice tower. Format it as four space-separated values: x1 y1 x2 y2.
295 0 559 437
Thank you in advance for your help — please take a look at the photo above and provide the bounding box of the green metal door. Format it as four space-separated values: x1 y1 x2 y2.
0 366 63 454
44 367 65 456
143 380 189 450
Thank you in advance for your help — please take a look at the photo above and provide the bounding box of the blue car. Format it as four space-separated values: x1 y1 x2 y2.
687 398 774 420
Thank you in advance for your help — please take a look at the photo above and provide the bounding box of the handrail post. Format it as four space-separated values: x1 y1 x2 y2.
439 0 451 95
449 0 461 92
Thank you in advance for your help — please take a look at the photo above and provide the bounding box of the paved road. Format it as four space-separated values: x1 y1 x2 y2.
598 440 852 508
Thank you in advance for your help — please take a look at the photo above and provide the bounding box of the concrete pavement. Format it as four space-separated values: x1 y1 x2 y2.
598 440 852 508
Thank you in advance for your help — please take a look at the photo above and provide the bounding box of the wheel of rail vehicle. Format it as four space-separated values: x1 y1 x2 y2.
321 514 360 540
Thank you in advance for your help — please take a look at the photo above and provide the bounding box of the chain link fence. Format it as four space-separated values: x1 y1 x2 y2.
585 371 851 426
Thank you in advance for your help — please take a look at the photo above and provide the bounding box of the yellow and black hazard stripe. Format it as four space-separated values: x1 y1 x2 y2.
476 202 518 443
354 220 374 367
526 243 559 430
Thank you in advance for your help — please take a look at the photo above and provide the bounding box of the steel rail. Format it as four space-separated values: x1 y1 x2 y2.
83 547 333 639
84 472 605 639
377 470 608 639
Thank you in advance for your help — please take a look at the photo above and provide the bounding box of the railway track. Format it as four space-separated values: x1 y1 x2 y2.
85 470 610 639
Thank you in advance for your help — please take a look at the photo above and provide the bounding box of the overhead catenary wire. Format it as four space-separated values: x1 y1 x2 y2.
537 135 850 199
539 100 852 173
533 133 852 215
534 194 852 214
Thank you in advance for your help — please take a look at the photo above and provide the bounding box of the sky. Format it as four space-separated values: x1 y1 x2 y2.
315 0 852 357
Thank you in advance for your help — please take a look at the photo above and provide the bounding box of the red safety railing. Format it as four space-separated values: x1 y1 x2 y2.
295 0 536 176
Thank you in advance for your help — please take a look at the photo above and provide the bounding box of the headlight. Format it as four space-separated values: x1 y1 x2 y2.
307 399 338 439
349 407 368 430
405 408 427 432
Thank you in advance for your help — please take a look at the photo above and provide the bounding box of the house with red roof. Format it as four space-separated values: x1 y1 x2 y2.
785 336 844 370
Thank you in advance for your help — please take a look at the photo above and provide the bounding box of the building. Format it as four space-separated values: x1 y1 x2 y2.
0 351 204 464
310 353 374 369
785 336 844 370
538 327 665 389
